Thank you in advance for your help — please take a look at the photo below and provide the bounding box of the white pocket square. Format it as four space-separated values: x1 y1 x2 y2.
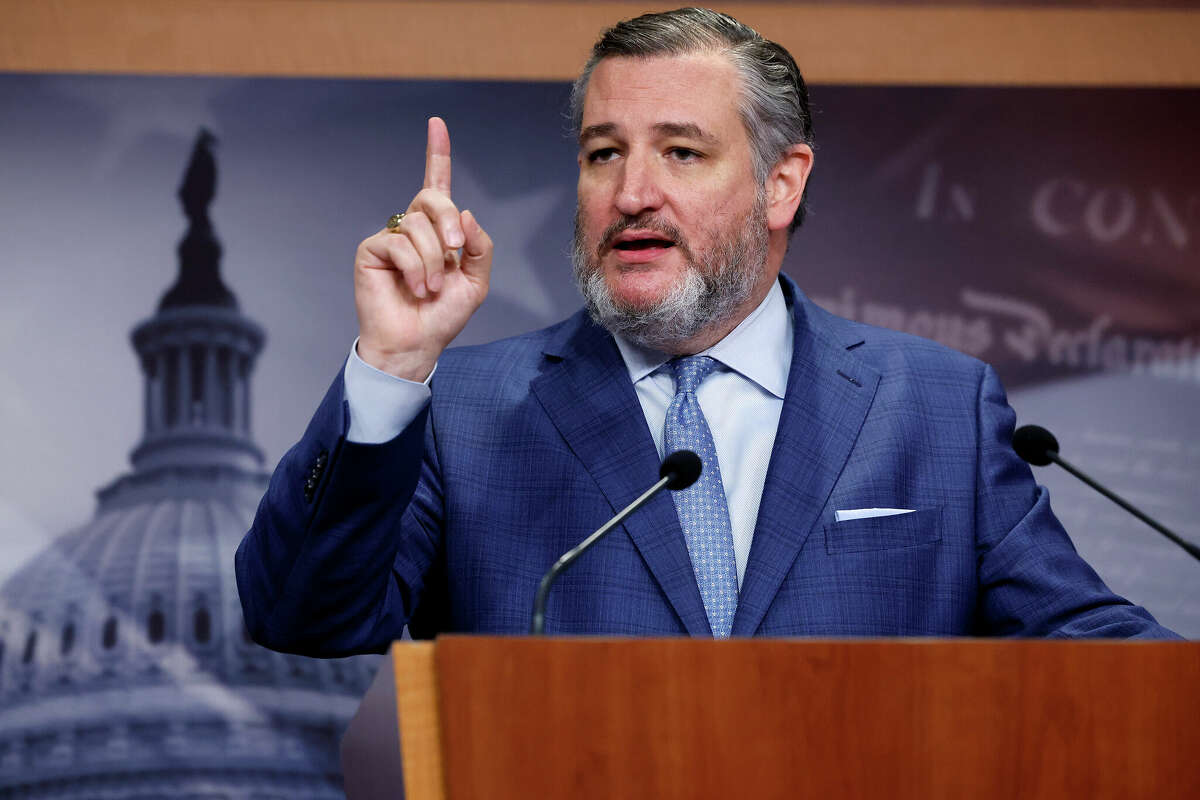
834 508 915 522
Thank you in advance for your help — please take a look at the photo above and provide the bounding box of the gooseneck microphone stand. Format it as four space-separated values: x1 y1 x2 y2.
1013 424 1200 563
530 450 702 635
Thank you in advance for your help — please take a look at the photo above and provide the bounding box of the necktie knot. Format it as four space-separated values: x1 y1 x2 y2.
670 355 718 396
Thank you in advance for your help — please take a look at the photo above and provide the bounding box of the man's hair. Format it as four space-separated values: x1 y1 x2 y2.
569 7 815 232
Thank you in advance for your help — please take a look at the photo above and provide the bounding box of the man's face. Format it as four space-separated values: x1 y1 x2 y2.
572 51 771 351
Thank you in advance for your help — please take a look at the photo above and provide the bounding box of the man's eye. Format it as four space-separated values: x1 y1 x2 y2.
669 147 702 162
587 148 619 164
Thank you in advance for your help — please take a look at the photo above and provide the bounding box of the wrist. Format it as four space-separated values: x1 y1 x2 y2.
355 340 438 383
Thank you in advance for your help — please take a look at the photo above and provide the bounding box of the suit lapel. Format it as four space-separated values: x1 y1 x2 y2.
530 314 711 636
732 282 880 636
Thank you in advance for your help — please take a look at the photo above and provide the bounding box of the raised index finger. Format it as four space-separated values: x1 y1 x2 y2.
423 116 452 196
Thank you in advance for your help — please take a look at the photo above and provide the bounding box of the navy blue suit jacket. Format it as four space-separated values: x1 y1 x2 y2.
235 277 1174 655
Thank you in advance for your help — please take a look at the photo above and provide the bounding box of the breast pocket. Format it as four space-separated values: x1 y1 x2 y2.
824 507 942 555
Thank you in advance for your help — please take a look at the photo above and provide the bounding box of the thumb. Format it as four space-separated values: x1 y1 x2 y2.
459 209 493 282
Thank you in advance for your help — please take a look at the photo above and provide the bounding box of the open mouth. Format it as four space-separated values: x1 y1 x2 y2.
612 237 675 251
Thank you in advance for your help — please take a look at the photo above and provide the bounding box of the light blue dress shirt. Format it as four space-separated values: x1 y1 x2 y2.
343 281 793 588
611 282 791 586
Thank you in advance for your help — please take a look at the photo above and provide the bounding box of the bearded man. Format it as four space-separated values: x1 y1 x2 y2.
236 8 1175 652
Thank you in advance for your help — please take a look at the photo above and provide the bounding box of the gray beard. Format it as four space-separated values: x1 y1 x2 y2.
571 196 768 352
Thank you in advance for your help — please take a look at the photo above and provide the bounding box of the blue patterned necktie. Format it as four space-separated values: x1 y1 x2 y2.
664 355 739 638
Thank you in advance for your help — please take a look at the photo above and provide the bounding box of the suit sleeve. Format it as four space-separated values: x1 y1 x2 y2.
234 368 446 656
972 364 1180 638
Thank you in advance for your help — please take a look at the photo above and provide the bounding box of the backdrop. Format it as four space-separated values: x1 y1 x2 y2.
1 73 1197 795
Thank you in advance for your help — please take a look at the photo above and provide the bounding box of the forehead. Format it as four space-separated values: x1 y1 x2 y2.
580 51 745 136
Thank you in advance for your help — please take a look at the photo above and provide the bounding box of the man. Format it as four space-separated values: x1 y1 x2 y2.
235 8 1175 655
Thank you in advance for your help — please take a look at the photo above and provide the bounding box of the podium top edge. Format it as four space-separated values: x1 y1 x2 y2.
395 635 1194 649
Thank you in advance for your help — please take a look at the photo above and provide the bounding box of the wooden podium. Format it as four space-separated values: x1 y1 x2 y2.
342 637 1200 799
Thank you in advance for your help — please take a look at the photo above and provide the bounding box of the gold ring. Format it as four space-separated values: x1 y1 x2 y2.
386 212 406 232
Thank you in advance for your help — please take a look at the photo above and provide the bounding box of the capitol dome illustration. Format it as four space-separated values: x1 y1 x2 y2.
0 130 376 798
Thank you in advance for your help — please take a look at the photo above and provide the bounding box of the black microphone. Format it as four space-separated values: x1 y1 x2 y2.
1012 424 1059 467
1013 424 1200 563
530 450 702 635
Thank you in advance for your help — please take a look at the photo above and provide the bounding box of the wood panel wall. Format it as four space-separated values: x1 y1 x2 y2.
3 0 1199 85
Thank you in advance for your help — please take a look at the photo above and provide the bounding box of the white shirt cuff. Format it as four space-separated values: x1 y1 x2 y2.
343 338 434 444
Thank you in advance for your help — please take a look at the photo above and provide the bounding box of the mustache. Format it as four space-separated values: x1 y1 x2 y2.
596 214 689 257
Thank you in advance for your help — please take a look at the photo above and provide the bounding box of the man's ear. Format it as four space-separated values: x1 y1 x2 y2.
766 144 814 232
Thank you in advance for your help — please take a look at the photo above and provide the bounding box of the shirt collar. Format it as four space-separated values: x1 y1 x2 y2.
612 279 792 399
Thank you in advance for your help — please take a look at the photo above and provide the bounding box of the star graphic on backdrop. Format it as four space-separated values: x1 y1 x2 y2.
450 158 575 325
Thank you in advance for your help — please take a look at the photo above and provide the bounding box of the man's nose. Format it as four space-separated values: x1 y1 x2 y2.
614 154 664 217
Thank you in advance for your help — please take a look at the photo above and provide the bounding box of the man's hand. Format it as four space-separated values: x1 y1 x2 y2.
354 117 493 381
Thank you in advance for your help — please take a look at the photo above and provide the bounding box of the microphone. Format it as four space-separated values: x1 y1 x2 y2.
1012 424 1059 467
530 450 703 635
1013 424 1200 563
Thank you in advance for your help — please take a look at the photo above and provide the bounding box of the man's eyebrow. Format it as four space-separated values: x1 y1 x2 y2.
653 122 718 145
579 123 617 146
